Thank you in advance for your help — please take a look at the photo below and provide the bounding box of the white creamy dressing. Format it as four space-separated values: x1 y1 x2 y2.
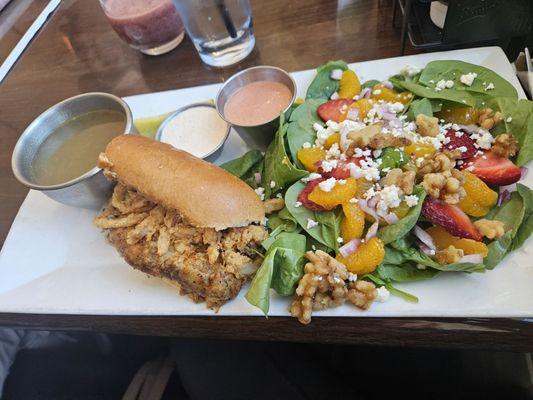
160 106 228 158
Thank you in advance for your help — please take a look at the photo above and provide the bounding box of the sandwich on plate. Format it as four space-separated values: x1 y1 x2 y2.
94 135 267 309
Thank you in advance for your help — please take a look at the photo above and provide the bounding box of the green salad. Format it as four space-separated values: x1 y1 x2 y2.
220 59 533 324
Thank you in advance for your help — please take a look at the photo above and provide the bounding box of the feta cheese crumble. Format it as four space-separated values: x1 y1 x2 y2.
404 194 419 207
460 72 477 86
485 82 495 91
301 173 323 182
307 218 319 229
254 187 265 200
399 65 420 78
270 181 276 188
376 286 390 302
330 69 343 80
318 177 337 192
294 201 302 208
506 117 512 123
330 91 340 100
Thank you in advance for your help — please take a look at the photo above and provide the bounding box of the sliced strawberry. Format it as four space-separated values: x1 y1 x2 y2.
317 99 354 122
465 150 521 186
422 198 481 241
443 129 476 159
298 178 326 211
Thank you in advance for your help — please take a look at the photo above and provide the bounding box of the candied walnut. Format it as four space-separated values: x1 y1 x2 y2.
421 169 466 204
435 245 464 265
346 124 411 155
491 133 519 159
477 108 503 130
416 114 440 137
346 280 377 310
474 219 506 239
380 168 416 195
289 250 349 325
264 197 285 214
417 152 454 176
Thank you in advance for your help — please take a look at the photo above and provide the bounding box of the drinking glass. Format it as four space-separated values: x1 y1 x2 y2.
172 0 255 67
100 0 185 56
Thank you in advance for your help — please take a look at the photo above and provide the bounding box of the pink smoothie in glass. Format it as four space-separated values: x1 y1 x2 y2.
103 0 184 52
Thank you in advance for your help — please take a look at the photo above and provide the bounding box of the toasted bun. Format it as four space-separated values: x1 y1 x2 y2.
99 135 265 230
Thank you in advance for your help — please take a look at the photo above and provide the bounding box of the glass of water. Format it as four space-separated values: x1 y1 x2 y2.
172 0 255 67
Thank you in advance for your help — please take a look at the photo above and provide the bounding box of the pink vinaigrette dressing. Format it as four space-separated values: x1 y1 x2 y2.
224 81 292 126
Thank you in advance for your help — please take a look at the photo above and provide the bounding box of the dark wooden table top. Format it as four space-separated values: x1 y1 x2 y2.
0 0 531 351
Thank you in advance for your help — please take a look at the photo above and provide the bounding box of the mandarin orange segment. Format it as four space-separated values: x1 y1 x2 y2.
338 70 361 99
396 91 414 104
426 226 488 256
458 171 498 217
341 202 365 241
405 143 436 159
435 107 479 125
348 98 375 121
297 147 326 172
371 84 399 103
308 177 357 209
336 237 385 274
324 132 341 149
462 171 498 207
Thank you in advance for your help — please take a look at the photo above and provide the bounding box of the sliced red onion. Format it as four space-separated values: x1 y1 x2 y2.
382 212 399 225
413 225 436 251
367 194 380 209
521 166 529 180
459 254 484 264
358 199 380 222
365 221 379 242
418 242 435 256
339 238 361 257
381 110 397 121
347 107 359 121
361 87 372 99
340 125 350 151
381 80 394 89
254 172 262 185
497 188 511 207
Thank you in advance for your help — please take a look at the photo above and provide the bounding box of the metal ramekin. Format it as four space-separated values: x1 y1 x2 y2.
215 66 297 148
155 102 230 160
11 92 134 210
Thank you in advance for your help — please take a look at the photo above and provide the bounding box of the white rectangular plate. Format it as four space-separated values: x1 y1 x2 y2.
1 46 532 317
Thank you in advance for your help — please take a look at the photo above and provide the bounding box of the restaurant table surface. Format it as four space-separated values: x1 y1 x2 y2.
0 0 532 351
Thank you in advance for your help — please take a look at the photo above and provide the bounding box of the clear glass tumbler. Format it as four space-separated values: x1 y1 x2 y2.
172 0 255 67
100 0 185 56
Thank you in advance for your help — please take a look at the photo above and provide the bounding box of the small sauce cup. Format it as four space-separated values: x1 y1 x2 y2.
155 102 230 160
11 93 134 210
215 66 296 148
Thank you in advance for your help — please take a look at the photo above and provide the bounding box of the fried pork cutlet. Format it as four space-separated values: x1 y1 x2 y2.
95 184 267 308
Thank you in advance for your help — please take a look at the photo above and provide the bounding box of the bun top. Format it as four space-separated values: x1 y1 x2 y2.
98 135 265 230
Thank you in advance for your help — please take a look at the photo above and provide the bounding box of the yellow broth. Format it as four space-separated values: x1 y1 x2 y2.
31 110 125 186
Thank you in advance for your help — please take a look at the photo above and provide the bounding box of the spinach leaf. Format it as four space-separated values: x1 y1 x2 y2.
491 191 525 237
266 207 300 234
262 115 308 198
285 181 342 252
508 184 533 252
377 186 426 244
220 149 263 179
485 231 513 270
407 98 434 119
286 99 325 166
418 60 518 100
361 79 380 90
245 232 307 315
377 147 408 171
399 81 477 108
488 98 533 166
376 263 440 283
388 74 407 92
306 60 348 100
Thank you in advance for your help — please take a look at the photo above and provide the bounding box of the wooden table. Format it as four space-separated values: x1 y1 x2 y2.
0 0 531 351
